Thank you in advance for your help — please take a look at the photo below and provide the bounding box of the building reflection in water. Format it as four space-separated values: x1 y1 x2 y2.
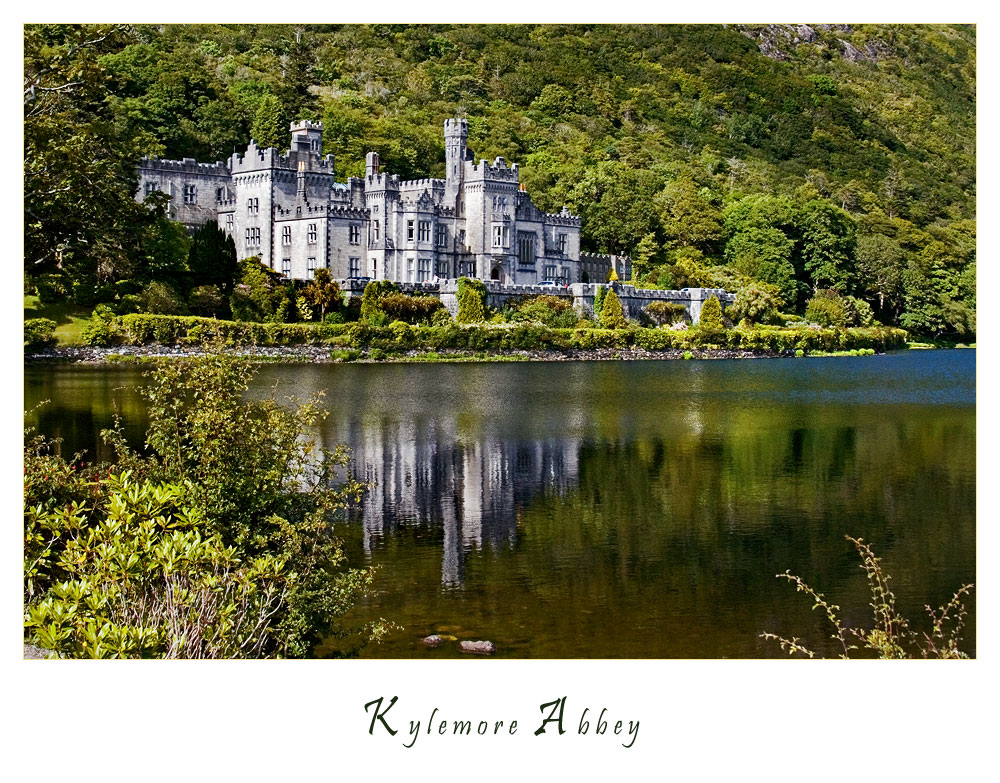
330 417 579 587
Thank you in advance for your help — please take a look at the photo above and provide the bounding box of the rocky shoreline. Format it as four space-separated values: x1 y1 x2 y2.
25 344 787 364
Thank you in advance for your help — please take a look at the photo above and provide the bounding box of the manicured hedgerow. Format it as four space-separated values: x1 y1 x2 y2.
80 311 907 356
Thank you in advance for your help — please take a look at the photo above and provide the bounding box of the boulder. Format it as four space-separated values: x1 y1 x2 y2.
422 635 445 647
459 640 497 655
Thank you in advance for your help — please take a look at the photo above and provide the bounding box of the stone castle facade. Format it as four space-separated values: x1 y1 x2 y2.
137 118 625 286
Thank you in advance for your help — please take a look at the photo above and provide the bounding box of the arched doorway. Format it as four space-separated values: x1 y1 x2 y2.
490 266 504 283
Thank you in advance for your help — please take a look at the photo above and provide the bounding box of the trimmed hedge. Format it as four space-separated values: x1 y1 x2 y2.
84 312 908 355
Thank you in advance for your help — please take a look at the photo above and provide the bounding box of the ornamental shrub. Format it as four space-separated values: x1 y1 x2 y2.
34 273 67 303
359 279 398 323
729 282 782 326
456 277 488 323
82 305 120 346
599 289 628 329
805 289 849 328
141 281 188 316
593 285 607 318
844 296 876 327
24 318 56 350
697 294 725 331
508 294 577 328
189 285 226 318
380 291 444 324
644 301 687 326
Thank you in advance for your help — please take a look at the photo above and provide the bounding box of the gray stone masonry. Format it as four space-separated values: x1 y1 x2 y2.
137 118 612 288
344 279 733 324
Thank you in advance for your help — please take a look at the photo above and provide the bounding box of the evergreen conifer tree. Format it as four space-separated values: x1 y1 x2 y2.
697 294 725 332
600 289 627 329
593 285 607 319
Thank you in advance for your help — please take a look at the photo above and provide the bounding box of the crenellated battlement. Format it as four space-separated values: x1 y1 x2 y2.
468 157 520 182
542 209 581 226
366 172 400 190
275 202 368 219
140 157 229 176
444 118 468 136
290 119 324 133
399 178 446 191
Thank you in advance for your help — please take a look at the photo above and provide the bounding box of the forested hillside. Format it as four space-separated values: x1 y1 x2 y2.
24 23 976 337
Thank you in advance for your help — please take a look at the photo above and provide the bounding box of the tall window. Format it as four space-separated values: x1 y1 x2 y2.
372 220 380 242
518 232 535 266
247 197 258 214
459 260 475 277
144 181 159 196
557 233 567 254
246 227 261 247
349 224 360 244
307 257 317 276
436 225 448 247
418 221 431 242
417 258 431 282
543 265 557 281
459 229 466 248
436 260 450 278
407 258 415 282
349 257 361 278
282 258 291 276
407 220 415 242
307 224 317 244
492 224 508 248
183 184 197 204
225 214 233 231
282 226 291 245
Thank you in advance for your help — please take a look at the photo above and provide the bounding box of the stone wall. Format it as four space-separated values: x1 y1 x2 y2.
342 278 733 324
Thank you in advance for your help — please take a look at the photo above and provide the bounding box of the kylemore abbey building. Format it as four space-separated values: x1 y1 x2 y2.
137 118 630 286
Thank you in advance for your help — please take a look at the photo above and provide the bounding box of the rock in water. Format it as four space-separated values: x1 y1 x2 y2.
459 640 497 655
422 635 445 647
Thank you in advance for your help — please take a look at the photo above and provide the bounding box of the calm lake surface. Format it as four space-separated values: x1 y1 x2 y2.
24 350 976 658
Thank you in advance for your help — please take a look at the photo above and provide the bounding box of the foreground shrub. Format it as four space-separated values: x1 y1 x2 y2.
25 473 290 658
25 353 388 658
24 318 56 350
761 536 974 659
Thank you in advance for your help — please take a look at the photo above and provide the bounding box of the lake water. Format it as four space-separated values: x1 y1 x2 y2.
24 350 976 658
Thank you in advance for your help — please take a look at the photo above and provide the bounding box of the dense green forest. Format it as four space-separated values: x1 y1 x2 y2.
24 23 976 337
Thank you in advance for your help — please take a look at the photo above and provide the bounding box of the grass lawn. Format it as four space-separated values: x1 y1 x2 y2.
24 295 93 345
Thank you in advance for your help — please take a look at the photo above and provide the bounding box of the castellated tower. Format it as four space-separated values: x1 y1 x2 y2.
444 117 468 207
137 114 582 285
290 120 324 159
